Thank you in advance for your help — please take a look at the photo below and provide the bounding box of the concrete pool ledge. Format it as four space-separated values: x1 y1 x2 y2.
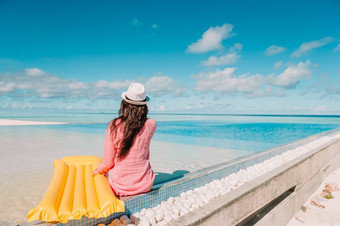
171 137 340 226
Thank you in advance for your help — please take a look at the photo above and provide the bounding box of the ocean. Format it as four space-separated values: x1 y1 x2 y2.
6 113 340 150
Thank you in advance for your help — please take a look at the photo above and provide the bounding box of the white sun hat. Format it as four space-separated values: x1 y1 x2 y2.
121 83 150 105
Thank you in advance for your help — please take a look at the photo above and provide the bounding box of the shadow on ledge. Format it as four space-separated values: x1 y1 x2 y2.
152 170 190 189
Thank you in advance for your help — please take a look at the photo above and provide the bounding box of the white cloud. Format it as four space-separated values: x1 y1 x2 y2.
0 69 185 99
291 37 334 58
93 80 131 90
192 67 266 97
202 52 240 66
187 23 234 53
333 43 340 52
25 68 45 76
192 61 312 97
270 60 312 88
201 43 242 66
0 82 15 92
152 24 158 29
274 61 283 70
68 81 87 90
230 43 243 51
145 74 186 97
265 45 286 56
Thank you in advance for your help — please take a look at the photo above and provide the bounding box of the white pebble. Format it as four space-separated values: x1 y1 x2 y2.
167 197 175 204
180 208 188 216
213 189 220 197
155 211 164 222
182 201 191 209
161 201 168 206
146 214 156 225
172 214 179 220
161 205 172 213
192 203 199 209
152 205 161 213
180 192 187 200
164 214 173 222
174 197 181 203
138 217 150 226
145 209 155 217
174 201 183 209
158 221 168 226
188 196 196 204
138 222 150 226
172 206 180 215
140 208 147 215
186 190 193 196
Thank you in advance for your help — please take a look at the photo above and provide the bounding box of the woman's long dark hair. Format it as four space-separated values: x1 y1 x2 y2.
110 100 148 160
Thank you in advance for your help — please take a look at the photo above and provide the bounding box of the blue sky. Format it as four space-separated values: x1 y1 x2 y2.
0 0 340 114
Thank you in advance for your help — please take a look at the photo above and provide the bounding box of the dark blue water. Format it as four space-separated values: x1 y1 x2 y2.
37 120 340 152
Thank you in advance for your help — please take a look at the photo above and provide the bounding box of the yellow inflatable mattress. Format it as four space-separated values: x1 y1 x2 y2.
27 156 125 223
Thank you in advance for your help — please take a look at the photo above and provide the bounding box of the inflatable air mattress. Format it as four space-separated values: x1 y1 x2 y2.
27 156 124 223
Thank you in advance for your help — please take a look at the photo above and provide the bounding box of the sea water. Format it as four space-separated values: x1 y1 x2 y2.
30 113 340 151
1 113 340 224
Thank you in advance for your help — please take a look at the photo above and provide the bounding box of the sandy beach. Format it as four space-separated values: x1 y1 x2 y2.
0 119 66 126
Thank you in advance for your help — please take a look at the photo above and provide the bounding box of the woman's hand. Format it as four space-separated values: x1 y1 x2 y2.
92 168 105 176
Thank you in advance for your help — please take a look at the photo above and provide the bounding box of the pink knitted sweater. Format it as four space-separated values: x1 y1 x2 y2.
97 118 156 196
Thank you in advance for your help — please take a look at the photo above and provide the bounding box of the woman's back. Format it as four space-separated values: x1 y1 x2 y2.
108 118 156 196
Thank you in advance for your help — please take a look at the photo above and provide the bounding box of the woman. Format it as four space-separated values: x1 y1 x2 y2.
93 83 156 196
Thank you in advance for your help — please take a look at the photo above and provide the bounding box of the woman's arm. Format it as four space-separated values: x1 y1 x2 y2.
93 125 117 175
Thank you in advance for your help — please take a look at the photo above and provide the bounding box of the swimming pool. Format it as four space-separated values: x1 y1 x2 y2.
1 113 340 224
